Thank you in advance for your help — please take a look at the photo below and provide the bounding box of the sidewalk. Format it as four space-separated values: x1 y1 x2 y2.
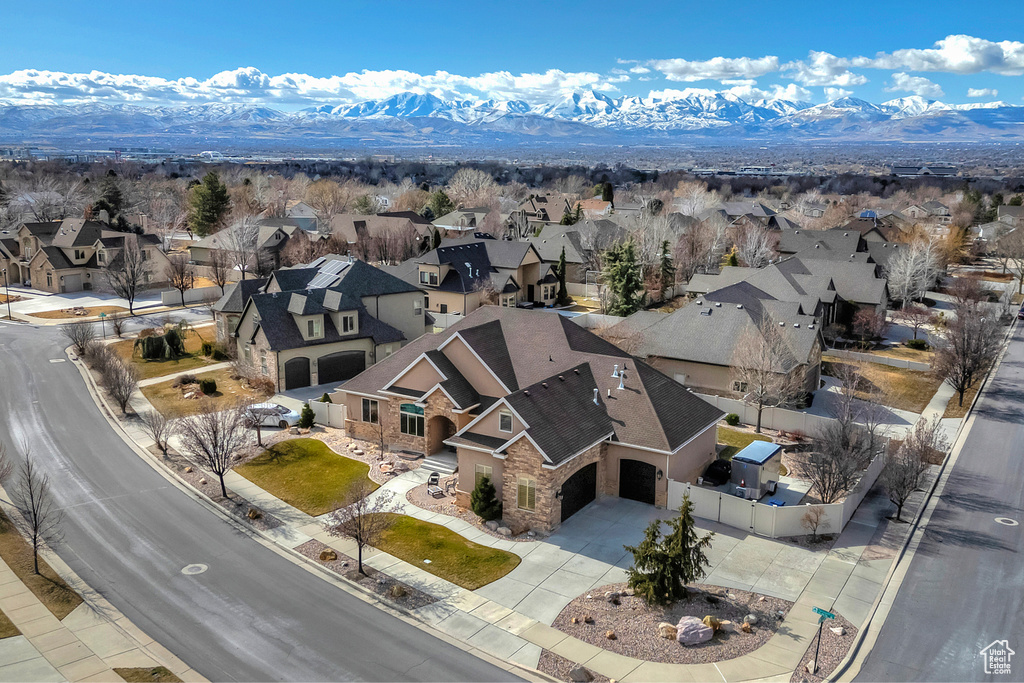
0 557 201 683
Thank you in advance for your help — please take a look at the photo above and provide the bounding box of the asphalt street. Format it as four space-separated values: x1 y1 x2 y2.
857 324 1024 682
0 321 520 682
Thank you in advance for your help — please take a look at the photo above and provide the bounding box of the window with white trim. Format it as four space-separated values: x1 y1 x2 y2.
361 398 379 424
414 298 423 315
733 381 748 392
498 410 513 433
517 476 536 511
74 249 85 260
475 463 492 489
260 350 268 376
400 403 424 437
342 313 356 333
307 318 322 339
419 270 438 286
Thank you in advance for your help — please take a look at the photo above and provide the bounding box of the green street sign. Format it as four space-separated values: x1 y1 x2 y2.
812 607 836 620
99 312 107 318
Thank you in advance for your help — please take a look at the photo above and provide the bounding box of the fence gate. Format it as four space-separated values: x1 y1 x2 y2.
720 495 754 531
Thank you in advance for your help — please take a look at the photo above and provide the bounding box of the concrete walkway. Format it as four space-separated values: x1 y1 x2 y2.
0 556 200 683
136 362 232 388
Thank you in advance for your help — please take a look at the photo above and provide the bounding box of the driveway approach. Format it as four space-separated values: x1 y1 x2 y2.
0 322 519 682
856 324 1024 682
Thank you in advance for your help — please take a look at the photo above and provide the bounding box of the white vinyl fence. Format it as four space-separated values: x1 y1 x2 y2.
160 285 224 306
309 400 346 428
668 449 885 539
694 393 835 435
824 349 930 371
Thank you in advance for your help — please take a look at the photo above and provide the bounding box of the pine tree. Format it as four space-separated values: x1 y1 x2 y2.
658 239 675 299
601 182 614 204
727 250 739 267
298 403 316 429
426 190 455 219
320 393 332 404
556 246 573 306
470 475 502 521
431 227 442 250
624 495 713 606
188 172 231 237
602 239 646 316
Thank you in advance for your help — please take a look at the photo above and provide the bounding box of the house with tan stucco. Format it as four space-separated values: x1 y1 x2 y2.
338 306 724 534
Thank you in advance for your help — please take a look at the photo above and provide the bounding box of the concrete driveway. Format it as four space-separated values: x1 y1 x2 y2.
474 496 830 625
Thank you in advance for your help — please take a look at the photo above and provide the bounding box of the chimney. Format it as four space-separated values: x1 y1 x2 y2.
593 388 599 405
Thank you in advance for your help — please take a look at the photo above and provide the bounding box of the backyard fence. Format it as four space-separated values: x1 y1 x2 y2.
667 449 886 538
160 285 224 306
824 349 930 371
309 399 346 428
694 393 836 435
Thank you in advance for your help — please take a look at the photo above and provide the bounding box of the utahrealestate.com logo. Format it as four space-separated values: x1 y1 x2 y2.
980 640 1015 675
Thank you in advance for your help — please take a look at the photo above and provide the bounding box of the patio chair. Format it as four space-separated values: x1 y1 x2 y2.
426 471 443 497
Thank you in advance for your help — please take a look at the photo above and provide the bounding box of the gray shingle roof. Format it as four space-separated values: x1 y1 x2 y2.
424 349 480 410
213 278 269 314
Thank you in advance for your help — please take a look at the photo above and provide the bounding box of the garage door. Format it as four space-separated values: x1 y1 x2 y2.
283 357 311 390
619 459 657 506
317 350 365 384
560 462 597 523
61 273 83 292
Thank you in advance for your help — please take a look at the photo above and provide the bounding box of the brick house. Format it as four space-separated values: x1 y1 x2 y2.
338 307 724 533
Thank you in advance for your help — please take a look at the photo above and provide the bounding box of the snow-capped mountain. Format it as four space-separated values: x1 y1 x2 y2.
2 91 1023 148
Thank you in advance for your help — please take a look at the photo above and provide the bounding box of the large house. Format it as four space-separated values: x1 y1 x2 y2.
1 219 169 293
188 222 296 271
338 307 723 533
776 227 903 270
223 256 429 391
607 282 823 398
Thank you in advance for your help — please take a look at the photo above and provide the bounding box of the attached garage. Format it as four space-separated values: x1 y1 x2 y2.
60 273 83 293
283 357 311 390
317 350 365 384
560 462 597 523
619 459 657 506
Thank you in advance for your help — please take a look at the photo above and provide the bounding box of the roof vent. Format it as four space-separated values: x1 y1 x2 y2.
794 323 800 328
808 323 815 329
574 368 580 374
593 388 599 405
794 230 799 234
844 232 849 236
714 302 722 307
779 321 785 326
611 364 619 378
558 375 564 381
695 300 703 306
607 388 611 398
542 382 548 389
524 390 530 397
700 309 712 316
736 304 743 309
814 244 820 248
618 371 625 391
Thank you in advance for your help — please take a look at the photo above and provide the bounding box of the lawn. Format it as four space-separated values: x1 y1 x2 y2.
112 330 218 381
29 305 128 319
869 345 936 365
235 439 378 516
0 510 83 620
717 426 772 460
377 514 520 590
115 667 182 683
0 609 19 639
822 360 942 414
141 368 269 418
944 381 980 419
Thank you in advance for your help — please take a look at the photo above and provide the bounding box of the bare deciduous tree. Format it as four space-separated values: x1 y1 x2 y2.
996 228 1024 293
933 302 1003 407
106 235 148 315
446 168 497 207
222 215 261 280
894 304 932 341
800 505 830 542
208 249 233 295
165 253 195 307
886 238 940 308
103 358 139 415
2 446 64 575
882 417 945 521
175 401 253 498
735 224 776 268
805 417 872 504
731 319 804 433
324 482 399 575
139 410 171 456
61 320 96 356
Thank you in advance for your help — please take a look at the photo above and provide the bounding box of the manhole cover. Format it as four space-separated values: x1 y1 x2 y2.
181 563 209 575
995 517 1019 527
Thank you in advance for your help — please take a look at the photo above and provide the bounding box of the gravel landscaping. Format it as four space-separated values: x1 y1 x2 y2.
790 613 857 683
538 651 611 683
548 583 793 666
295 539 436 610
405 478 536 543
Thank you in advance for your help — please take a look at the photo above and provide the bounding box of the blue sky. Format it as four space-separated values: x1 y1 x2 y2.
1 0 1023 107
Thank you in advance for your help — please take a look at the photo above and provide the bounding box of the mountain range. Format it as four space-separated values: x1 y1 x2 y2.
2 91 1024 150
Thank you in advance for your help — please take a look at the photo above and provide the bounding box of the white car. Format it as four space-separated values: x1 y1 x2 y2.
244 403 301 429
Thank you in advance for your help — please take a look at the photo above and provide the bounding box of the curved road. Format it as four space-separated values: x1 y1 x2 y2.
0 322 518 682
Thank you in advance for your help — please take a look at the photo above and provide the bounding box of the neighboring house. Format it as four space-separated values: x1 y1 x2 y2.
802 202 827 218
9 219 169 293
510 194 576 228
687 255 888 326
211 277 269 346
229 256 429 391
776 227 903 270
997 205 1024 228
284 200 319 231
384 237 556 321
188 222 295 271
577 198 612 218
432 207 499 236
529 219 629 284
721 201 778 227
890 165 958 177
836 215 905 242
607 282 823 397
903 201 952 224
328 213 433 248
338 306 723 533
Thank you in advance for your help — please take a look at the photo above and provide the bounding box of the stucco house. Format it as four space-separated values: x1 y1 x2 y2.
227 256 429 391
338 307 723 533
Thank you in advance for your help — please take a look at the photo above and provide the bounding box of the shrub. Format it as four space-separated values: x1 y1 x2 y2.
299 403 316 429
470 475 502 521
211 345 230 361
320 392 332 404
201 341 214 356
174 373 198 387
134 329 185 359
725 413 740 426
906 338 929 350
248 376 276 395
198 378 217 394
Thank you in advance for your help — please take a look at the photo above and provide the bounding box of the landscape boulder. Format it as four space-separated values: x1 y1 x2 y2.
485 520 499 531
830 626 845 636
319 549 337 562
657 622 677 640
676 616 714 645
719 620 736 633
744 614 759 625
605 630 616 640
568 667 594 683
703 615 721 631
497 526 512 536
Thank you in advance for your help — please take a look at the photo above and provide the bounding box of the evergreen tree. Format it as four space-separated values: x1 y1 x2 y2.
470 475 502 521
556 246 573 306
188 172 231 237
0 179 7 208
601 182 614 204
320 393 332 404
602 239 646 316
426 190 455 219
727 250 739 267
298 403 316 429
658 239 675 299
624 495 713 606
1010 195 1024 207
431 227 442 250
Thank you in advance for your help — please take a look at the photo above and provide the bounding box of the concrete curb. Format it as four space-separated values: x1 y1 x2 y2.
67 348 557 683
827 317 1019 682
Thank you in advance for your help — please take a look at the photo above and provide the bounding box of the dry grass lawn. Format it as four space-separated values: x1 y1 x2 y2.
29 305 128 319
870 345 936 365
235 439 377 515
0 609 19 639
0 511 82 619
141 368 269 418
944 381 980 419
822 359 942 414
115 667 182 683
377 514 520 589
0 294 22 304
112 331 218 381
717 426 772 460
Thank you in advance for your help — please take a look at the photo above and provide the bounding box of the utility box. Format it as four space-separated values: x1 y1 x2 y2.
730 441 783 499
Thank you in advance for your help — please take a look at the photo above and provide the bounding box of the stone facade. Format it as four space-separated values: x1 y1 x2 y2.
345 391 463 456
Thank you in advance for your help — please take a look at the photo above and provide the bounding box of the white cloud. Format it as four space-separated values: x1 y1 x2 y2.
784 51 868 86
967 87 998 98
824 87 853 100
860 35 1024 75
884 73 944 98
649 56 779 82
629 66 651 74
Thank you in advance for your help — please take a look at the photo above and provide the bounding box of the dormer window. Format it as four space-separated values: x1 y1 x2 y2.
97 250 105 264
341 313 356 333
307 318 322 338
499 410 513 433
74 249 85 260
419 270 438 286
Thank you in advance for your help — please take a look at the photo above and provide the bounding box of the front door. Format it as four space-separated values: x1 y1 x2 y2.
527 284 535 302
619 459 657 505
560 462 597 522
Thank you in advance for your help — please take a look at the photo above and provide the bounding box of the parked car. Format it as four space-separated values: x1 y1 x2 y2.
1017 306 1024 320
702 459 732 486
244 403 301 429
